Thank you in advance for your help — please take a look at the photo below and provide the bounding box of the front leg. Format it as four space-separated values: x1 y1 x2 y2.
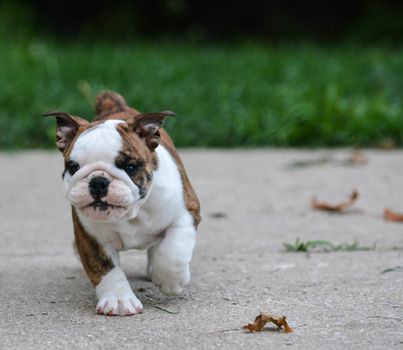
72 209 143 316
95 265 143 316
148 221 196 295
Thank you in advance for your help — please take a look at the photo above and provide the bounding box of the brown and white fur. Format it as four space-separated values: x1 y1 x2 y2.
45 91 201 316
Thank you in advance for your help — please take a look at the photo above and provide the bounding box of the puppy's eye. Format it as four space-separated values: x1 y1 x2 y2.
124 164 136 175
66 161 80 176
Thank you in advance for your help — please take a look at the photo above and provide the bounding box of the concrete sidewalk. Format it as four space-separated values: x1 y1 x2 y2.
0 149 402 349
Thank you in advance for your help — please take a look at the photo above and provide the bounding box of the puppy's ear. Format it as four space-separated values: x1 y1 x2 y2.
128 111 175 150
95 91 129 117
43 111 89 153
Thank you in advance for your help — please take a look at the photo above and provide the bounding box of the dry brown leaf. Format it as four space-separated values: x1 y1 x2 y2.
311 190 359 212
243 313 293 333
384 208 403 222
347 151 368 165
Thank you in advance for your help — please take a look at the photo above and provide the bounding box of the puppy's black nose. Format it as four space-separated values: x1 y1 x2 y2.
89 177 110 199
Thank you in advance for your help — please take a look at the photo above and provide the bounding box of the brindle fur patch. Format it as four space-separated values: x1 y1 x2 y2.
94 91 141 122
72 207 114 286
159 129 201 228
116 124 155 199
95 91 126 115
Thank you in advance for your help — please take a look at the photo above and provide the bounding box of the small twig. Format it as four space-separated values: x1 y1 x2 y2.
150 305 179 314
196 328 242 338
367 315 401 321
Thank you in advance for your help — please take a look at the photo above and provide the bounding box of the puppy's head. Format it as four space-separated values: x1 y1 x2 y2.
45 91 174 222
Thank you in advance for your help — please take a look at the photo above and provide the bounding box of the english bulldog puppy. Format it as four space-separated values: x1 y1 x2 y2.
44 91 201 316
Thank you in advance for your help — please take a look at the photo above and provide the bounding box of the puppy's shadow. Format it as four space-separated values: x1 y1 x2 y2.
126 271 153 292
125 271 189 311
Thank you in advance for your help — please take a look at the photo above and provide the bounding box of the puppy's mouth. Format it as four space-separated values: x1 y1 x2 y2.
79 199 129 221
84 200 124 211
91 200 110 211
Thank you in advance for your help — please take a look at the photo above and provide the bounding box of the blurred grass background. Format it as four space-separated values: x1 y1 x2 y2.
1 0 403 149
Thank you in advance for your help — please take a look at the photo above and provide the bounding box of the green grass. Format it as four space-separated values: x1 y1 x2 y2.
1 40 403 149
283 238 374 253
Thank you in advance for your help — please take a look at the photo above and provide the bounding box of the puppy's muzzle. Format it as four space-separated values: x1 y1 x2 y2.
89 176 110 199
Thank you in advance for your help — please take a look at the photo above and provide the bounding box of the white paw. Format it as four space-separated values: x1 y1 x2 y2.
96 293 143 316
151 264 190 296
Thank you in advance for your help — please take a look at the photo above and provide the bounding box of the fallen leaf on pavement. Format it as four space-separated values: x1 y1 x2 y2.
384 208 403 222
345 151 368 165
243 313 293 333
311 190 358 212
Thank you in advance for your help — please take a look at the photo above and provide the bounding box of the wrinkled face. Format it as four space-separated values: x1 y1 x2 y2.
63 120 155 222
